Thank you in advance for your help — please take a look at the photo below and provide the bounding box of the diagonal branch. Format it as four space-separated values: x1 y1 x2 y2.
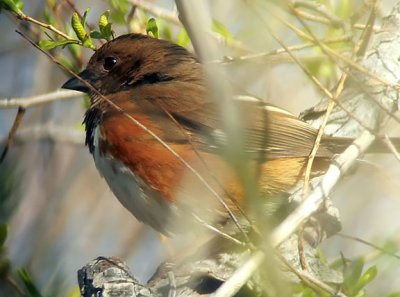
213 130 375 297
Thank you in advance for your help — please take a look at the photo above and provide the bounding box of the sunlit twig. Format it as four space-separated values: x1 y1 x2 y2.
0 90 82 109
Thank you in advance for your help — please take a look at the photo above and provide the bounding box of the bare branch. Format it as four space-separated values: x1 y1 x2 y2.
292 0 345 28
383 134 400 162
212 34 351 64
272 130 375 246
0 107 25 163
11 10 73 40
0 90 82 109
213 131 375 297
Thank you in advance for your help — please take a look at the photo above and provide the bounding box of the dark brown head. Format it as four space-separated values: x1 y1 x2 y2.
62 34 203 95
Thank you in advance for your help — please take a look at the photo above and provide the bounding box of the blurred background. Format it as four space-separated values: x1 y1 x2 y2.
1 0 400 296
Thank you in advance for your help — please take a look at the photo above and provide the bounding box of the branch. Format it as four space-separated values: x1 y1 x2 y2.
271 130 375 246
0 107 25 163
292 0 345 28
4 7 73 40
212 131 374 297
0 89 82 109
212 34 351 64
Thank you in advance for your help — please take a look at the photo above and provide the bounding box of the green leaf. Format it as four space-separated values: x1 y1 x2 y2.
146 18 159 38
98 10 113 40
38 39 78 50
90 30 103 39
0 224 8 246
359 265 378 285
100 23 112 41
344 257 364 286
82 8 90 27
0 0 23 15
18 268 43 297
351 265 378 294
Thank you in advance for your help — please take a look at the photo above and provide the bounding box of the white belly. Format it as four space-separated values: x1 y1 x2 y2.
92 126 175 234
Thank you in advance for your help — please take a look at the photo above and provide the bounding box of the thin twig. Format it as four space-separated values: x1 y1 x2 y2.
292 0 345 28
303 74 346 196
279 254 348 297
291 8 381 32
293 9 339 26
355 0 377 58
383 134 400 162
218 53 333 66
212 34 351 64
0 90 82 109
353 23 381 31
192 213 245 247
0 107 25 163
338 233 400 260
15 12 73 40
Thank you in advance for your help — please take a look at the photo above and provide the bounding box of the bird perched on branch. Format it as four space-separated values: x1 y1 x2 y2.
62 34 389 235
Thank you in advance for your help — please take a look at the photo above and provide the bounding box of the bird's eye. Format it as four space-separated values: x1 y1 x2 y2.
103 56 117 71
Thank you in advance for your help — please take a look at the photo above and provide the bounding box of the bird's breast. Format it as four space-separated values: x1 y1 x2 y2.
87 111 243 233
91 124 177 234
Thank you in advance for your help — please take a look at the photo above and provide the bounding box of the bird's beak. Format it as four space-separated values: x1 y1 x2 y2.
61 70 97 93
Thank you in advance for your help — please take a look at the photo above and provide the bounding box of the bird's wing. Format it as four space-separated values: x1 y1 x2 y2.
155 93 333 160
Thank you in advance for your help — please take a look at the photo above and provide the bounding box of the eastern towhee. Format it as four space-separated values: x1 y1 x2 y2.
62 34 390 235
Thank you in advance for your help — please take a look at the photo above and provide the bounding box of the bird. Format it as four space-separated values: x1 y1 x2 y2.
61 33 387 236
